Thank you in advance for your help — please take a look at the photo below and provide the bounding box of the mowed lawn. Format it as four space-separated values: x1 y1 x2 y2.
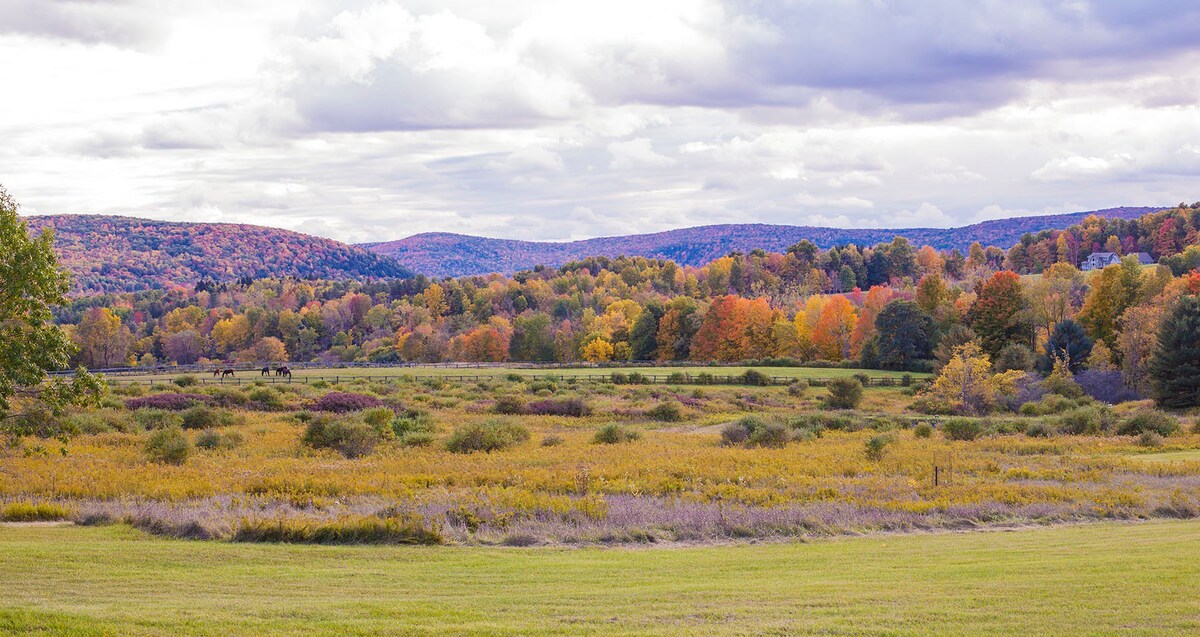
111 364 926 383
2 521 1198 636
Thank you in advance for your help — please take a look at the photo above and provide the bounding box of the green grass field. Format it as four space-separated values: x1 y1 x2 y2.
112 364 927 383
2 521 1198 636
1127 449 1200 463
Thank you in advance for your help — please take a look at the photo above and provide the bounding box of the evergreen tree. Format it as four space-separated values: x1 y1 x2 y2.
1042 319 1093 374
1149 295 1200 409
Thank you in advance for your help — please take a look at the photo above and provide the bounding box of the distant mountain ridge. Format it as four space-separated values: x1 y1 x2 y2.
364 207 1161 277
24 215 412 295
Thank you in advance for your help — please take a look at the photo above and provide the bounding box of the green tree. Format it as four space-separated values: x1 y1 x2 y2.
1149 295 1200 409
1 185 102 439
628 301 664 361
874 300 934 371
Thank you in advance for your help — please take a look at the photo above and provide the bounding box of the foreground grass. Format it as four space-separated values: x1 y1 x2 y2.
2 521 1199 636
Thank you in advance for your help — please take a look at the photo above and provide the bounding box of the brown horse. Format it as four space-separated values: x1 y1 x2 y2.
278 366 292 379
221 369 235 379
261 366 270 376
212 368 221 378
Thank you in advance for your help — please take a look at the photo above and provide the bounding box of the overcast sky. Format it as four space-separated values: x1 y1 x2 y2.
3 0 1199 244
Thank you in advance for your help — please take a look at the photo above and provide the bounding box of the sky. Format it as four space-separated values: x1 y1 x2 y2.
2 0 1200 244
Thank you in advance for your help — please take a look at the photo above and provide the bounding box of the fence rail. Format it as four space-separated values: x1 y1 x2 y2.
102 372 913 388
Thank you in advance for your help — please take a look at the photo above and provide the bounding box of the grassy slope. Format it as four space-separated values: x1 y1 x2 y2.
2 521 1198 636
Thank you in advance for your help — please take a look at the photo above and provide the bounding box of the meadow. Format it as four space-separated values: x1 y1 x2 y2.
2 520 1199 635
3 367 1199 546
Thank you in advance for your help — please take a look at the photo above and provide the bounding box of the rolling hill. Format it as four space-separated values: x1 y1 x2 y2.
23 215 413 294
363 207 1160 278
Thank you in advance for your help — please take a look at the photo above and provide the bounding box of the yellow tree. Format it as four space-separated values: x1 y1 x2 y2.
928 342 1003 415
813 295 858 360
581 338 614 362
74 307 133 368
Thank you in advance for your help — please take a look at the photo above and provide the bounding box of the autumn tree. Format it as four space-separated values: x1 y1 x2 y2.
73 307 133 368
1117 305 1165 396
1077 259 1142 347
628 301 664 361
1 184 102 439
969 271 1032 360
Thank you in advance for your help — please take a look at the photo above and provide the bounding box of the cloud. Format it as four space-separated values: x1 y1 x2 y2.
607 138 675 169
0 0 165 48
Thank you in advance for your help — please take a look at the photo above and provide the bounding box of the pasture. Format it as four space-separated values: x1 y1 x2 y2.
2 520 1198 636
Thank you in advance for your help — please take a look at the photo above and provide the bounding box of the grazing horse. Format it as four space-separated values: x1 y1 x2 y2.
261 366 270 376
278 366 292 379
221 369 235 379
212 368 222 378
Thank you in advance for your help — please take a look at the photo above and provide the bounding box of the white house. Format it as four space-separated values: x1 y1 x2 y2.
1080 252 1155 271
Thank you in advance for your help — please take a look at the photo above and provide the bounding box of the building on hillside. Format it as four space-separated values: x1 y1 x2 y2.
1080 252 1156 271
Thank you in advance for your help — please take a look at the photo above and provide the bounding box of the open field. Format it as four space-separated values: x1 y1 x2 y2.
102 364 929 383
2 520 1199 636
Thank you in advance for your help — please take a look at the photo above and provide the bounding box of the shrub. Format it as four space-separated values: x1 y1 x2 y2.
1117 411 1179 437
901 374 914 387
787 380 808 397
592 423 641 444
747 422 790 448
852 372 871 386
696 372 716 385
1137 431 1165 448
206 387 249 407
1057 406 1114 436
541 434 564 447
445 419 530 453
145 427 191 465
173 375 198 388
246 387 287 410
125 393 212 411
864 434 892 461
720 421 751 446
312 392 383 413
1026 421 1054 438
740 369 772 386
397 432 437 447
179 405 236 430
302 417 379 458
504 373 523 383
493 395 526 415
390 409 437 447
194 429 243 450
1 501 71 522
362 407 396 433
824 378 863 409
913 422 933 439
526 397 592 417
666 372 686 384
646 401 684 422
942 418 983 441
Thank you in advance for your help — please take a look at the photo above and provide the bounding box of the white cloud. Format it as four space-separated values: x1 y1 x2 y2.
2 1 1200 244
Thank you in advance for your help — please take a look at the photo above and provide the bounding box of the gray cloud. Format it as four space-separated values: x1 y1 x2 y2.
0 0 165 47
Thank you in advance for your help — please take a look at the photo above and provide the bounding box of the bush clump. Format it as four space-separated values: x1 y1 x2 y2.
592 423 642 444
173 375 198 388
942 418 983 441
540 434 564 447
525 397 592 417
787 380 808 397
1057 406 1115 435
302 416 379 458
233 514 442 545
312 392 383 413
125 393 212 411
492 395 526 415
1117 411 1179 437
445 419 530 453
194 429 244 450
390 409 438 447
913 422 933 439
145 427 191 465
824 378 863 409
740 369 772 386
646 401 684 422
864 434 892 461
180 405 242 430
721 416 790 448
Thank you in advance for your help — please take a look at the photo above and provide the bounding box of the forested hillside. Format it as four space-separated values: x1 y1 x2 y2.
24 215 412 294
54 206 1200 401
365 207 1159 277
